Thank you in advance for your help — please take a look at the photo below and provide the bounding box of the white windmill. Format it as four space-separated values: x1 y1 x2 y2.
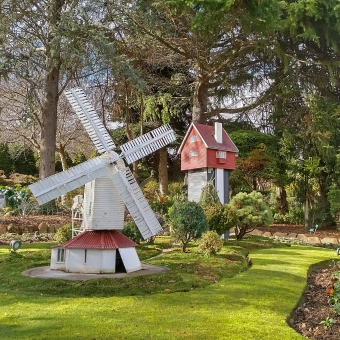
29 88 176 274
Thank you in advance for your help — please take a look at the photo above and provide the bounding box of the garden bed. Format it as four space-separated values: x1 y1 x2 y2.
290 266 340 340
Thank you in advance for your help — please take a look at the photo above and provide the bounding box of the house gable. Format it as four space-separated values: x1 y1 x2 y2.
180 126 207 171
179 123 238 171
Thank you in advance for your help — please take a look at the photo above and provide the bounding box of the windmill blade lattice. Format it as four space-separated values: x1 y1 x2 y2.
29 157 109 205
65 88 116 154
110 167 162 239
120 124 176 164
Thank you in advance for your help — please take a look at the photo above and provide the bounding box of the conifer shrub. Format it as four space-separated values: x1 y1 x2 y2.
229 191 274 240
199 182 220 206
198 230 223 255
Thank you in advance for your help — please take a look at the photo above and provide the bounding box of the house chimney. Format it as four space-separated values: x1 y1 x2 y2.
214 122 222 143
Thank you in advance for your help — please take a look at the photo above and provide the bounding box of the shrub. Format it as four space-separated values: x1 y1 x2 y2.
229 191 274 240
202 203 238 235
198 230 223 255
55 222 72 244
199 182 220 206
166 200 208 252
122 221 143 244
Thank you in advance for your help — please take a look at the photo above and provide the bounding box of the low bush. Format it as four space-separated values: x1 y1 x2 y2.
198 230 223 255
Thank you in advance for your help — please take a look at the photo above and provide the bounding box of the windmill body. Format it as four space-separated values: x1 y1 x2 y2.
29 88 176 274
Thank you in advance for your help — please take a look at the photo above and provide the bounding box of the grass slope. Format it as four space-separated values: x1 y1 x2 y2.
0 239 337 340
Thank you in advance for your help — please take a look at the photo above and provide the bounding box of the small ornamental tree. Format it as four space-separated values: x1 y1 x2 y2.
229 191 274 240
166 200 208 252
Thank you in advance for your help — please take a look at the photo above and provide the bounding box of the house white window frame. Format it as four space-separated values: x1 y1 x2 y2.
216 151 227 159
190 135 198 143
189 150 198 157
57 248 65 263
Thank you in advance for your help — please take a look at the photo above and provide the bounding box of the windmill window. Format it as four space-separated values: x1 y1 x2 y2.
190 135 198 143
216 151 227 158
189 150 198 157
57 248 65 263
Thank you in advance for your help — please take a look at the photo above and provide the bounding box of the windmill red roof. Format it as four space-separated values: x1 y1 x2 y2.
178 123 239 153
54 230 137 249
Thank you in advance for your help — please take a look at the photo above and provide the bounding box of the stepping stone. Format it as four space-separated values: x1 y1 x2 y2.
262 232 272 237
306 236 321 245
273 232 288 238
248 229 263 236
296 234 308 241
321 237 339 245
287 233 297 239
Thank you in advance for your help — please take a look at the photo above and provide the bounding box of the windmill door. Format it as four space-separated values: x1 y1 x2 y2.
119 248 142 273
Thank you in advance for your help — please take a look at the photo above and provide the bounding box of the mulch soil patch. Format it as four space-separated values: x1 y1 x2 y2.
290 267 340 340
0 214 70 230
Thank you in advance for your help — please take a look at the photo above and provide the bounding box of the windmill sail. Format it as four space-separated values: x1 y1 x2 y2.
120 124 176 164
29 157 109 205
65 88 116 154
109 167 163 239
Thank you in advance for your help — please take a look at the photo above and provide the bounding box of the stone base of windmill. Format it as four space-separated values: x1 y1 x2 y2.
50 230 142 274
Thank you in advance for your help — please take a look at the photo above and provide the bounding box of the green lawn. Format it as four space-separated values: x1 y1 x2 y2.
0 238 337 340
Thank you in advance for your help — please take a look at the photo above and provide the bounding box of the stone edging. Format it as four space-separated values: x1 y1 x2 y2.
243 229 339 246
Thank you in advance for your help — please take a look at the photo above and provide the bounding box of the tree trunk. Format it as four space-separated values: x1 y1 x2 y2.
57 145 69 171
158 147 169 195
132 161 139 182
39 0 64 179
275 186 288 214
192 81 208 123
235 226 248 240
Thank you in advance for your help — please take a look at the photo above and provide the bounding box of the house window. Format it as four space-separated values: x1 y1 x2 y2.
216 151 227 158
189 150 198 157
190 135 198 143
57 248 65 263
84 249 87 264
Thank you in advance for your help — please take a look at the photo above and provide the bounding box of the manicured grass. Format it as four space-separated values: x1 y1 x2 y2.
0 237 337 339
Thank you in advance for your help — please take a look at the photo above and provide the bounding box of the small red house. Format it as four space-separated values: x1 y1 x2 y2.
178 122 238 204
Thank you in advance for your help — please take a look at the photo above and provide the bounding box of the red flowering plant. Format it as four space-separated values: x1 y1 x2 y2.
326 263 340 315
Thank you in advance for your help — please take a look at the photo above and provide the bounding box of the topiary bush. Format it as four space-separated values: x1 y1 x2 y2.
55 222 72 244
122 220 143 244
166 200 208 252
198 230 223 255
